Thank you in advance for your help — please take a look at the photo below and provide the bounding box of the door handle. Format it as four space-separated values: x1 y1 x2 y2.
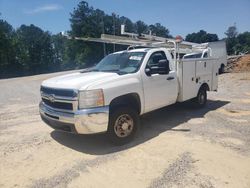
167 76 174 81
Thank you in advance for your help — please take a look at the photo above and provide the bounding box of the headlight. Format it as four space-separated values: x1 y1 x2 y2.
78 89 104 109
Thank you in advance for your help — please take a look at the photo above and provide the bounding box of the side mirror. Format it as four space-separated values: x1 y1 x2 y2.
158 59 170 75
145 68 151 76
145 59 170 76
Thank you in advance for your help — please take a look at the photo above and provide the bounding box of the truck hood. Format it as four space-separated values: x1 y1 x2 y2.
42 71 120 90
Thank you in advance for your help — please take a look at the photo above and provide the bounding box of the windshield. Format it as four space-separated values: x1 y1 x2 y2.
93 52 146 75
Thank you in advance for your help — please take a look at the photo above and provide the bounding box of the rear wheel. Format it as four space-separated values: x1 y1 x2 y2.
193 87 207 108
107 106 140 145
219 64 225 74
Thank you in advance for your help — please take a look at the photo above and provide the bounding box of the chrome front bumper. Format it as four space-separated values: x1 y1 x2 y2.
39 102 109 134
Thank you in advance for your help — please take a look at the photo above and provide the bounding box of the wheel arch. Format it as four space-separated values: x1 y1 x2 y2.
109 93 141 114
193 83 208 108
200 82 210 92
219 63 225 74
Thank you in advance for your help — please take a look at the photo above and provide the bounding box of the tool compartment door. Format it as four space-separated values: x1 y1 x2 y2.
196 59 213 90
212 59 218 91
178 60 198 102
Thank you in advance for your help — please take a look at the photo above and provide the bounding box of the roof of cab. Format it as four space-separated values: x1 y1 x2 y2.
112 48 151 54
113 47 168 54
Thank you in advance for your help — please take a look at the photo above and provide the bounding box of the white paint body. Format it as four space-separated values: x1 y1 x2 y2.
42 47 219 115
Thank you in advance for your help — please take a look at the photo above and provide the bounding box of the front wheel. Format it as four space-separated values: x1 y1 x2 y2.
193 87 207 108
107 107 140 145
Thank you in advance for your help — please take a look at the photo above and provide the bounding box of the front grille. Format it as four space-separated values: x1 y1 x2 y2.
44 113 59 120
41 86 77 98
42 98 73 110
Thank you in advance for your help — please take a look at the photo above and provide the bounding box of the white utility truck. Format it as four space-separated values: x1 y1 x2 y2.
40 27 221 145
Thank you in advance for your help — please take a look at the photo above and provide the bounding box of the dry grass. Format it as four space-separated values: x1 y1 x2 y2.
230 54 250 72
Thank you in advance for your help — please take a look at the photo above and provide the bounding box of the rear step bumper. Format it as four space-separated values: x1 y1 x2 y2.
39 102 109 134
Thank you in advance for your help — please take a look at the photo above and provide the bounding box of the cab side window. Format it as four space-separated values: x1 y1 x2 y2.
203 52 208 58
147 51 168 68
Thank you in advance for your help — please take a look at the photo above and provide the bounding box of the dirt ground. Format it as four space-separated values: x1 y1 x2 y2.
227 54 250 73
0 71 250 188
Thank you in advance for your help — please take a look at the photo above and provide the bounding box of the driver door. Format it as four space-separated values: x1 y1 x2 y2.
142 51 178 113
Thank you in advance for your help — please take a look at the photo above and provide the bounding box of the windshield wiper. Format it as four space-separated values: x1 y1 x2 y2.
100 69 127 75
117 70 128 75
80 68 99 73
81 69 128 75
100 69 118 73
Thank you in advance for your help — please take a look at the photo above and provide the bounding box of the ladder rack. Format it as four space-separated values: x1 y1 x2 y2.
63 25 207 60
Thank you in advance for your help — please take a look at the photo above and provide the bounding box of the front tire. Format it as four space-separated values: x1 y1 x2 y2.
107 106 140 145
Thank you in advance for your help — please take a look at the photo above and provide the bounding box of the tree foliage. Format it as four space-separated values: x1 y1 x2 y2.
185 30 219 43
135 21 148 35
1 2 250 78
0 19 19 77
149 23 172 38
0 21 56 78
1 1 174 78
16 24 55 74
237 32 250 53
224 25 238 55
66 1 173 68
225 25 238 38
224 25 250 55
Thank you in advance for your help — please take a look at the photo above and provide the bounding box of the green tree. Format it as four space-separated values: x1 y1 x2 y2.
51 33 68 70
135 20 148 35
67 1 174 68
224 25 238 55
185 30 218 43
225 25 238 38
0 19 21 78
68 1 104 68
236 32 250 54
1 1 176 78
16 24 54 74
149 23 171 38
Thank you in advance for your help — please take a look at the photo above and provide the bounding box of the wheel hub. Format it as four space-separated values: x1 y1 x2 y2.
121 122 129 130
114 114 134 138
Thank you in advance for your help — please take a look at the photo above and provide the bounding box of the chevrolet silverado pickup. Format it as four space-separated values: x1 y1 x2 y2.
40 47 218 145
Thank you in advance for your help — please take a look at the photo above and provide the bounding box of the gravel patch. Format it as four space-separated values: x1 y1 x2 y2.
30 153 119 188
148 152 194 188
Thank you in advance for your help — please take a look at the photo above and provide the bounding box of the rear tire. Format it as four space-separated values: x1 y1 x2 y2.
219 64 225 74
107 106 140 145
193 87 207 108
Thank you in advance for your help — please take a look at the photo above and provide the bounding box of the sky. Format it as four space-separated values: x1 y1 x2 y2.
0 0 250 39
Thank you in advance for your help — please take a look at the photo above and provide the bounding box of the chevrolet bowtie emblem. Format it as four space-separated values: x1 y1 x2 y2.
48 94 55 103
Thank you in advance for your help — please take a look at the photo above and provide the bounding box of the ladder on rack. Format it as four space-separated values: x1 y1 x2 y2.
62 25 204 62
